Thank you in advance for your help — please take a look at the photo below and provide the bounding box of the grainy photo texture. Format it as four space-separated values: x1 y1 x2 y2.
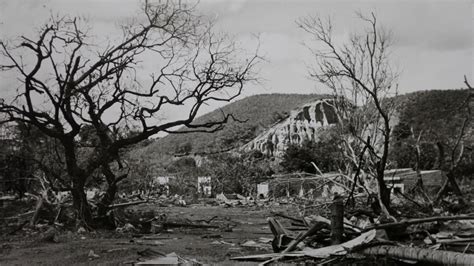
0 0 473 265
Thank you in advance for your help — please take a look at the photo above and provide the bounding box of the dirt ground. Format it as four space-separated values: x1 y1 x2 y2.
2 193 473 265
0 203 298 265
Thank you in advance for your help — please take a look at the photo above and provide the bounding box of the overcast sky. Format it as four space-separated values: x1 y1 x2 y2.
0 0 472 117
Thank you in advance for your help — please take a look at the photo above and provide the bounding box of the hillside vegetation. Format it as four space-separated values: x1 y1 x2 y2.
142 94 330 156
129 89 472 179
391 89 473 173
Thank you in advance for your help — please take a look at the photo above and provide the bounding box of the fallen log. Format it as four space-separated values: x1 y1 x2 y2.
129 239 164 246
436 237 474 245
194 215 219 224
286 226 309 231
231 230 377 262
284 222 326 253
302 229 377 258
108 200 148 209
272 211 361 233
261 221 328 265
271 211 305 224
360 245 474 265
363 215 474 232
231 252 305 261
163 222 219 229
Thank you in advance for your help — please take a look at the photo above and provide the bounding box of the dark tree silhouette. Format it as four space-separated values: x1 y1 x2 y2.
0 1 259 227
434 77 473 204
298 13 399 215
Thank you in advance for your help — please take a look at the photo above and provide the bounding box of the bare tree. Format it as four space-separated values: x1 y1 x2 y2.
0 1 260 227
298 13 398 215
434 76 472 205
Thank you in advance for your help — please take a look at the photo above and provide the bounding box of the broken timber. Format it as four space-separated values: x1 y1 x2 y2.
232 232 474 265
107 200 148 209
330 196 344 244
360 245 474 265
362 215 474 232
163 222 219 229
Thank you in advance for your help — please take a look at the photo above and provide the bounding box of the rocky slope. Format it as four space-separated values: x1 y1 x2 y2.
137 89 472 160
240 98 338 156
141 93 331 156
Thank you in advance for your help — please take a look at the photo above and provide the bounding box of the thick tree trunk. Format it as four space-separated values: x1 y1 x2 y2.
63 138 93 227
360 245 474 265
97 163 125 218
71 182 93 227
97 183 117 217
376 161 393 216
378 181 392 214
378 114 393 216
379 185 391 208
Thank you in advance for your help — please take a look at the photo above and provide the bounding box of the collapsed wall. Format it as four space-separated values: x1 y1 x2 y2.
240 98 338 156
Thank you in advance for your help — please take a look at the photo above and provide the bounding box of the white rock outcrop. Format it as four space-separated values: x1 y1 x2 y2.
241 98 338 156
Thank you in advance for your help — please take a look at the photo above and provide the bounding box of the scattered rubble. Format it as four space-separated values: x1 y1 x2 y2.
1 169 473 265
136 251 200 265
240 239 272 250
231 197 474 264
87 249 100 260
40 227 59 243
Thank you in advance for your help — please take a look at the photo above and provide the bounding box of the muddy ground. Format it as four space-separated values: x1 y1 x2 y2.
1 203 299 265
2 196 473 265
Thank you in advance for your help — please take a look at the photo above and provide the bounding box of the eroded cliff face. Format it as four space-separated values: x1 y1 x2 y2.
241 98 338 156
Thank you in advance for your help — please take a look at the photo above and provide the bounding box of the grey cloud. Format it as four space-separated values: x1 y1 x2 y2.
373 1 472 52
1 0 472 100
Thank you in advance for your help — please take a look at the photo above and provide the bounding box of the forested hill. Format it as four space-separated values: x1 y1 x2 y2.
137 89 472 159
142 93 330 155
392 89 472 144
390 89 473 172
394 89 471 130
